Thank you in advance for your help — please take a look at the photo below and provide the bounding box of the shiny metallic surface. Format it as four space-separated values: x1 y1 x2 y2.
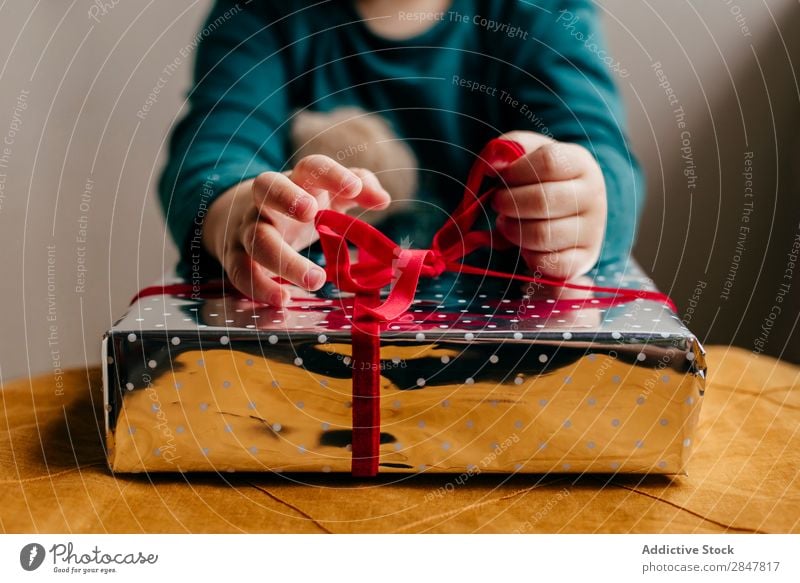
104 261 705 474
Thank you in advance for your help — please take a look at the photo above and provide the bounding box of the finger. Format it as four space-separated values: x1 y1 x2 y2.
252 172 318 222
291 154 362 200
242 218 327 291
333 167 391 213
492 179 586 219
521 248 598 280
225 246 290 306
496 215 586 252
499 142 592 186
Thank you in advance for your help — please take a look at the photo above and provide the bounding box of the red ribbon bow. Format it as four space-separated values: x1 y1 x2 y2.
133 138 675 477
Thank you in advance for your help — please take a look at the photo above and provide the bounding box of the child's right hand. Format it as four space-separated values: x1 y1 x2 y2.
202 155 391 306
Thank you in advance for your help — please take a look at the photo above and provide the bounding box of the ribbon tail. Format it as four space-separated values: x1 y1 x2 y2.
351 292 382 477
451 262 678 312
361 250 429 322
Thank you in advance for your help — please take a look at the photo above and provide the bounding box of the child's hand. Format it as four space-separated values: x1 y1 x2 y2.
492 131 607 280
202 155 391 306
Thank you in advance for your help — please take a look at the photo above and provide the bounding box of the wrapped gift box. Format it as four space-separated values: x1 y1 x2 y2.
103 261 705 476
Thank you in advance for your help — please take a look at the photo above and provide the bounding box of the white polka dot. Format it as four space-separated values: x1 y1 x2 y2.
219 335 229 345
147 359 157 369
317 334 328 343
489 354 499 364
268 335 278 345
294 357 303 366
562 332 573 340
611 331 622 340
464 332 474 341
127 333 137 343
125 382 134 391
513 332 523 340
440 355 450 364
465 377 475 385
636 353 646 361
171 336 180 346
343 356 352 366
415 332 426 341
686 352 695 361
416 378 426 387
514 376 523 385
538 354 548 363
272 423 282 432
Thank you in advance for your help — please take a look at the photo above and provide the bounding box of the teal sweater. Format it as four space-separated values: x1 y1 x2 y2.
159 0 643 279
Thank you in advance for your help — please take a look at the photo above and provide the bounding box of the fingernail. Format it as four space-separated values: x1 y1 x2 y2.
341 175 361 195
268 289 287 307
295 195 315 219
303 267 327 290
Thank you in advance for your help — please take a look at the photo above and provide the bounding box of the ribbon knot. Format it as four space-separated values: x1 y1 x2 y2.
423 250 447 277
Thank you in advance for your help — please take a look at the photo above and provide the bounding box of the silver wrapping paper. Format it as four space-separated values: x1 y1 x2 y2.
103 260 706 474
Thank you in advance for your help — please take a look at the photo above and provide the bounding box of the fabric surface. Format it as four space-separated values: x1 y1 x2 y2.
0 346 797 533
161 0 643 278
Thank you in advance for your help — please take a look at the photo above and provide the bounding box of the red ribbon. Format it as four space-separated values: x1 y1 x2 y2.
133 138 675 477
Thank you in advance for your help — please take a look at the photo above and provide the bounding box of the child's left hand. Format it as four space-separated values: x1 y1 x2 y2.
491 130 608 280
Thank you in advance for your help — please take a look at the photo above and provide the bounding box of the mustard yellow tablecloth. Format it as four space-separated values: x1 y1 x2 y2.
1 346 797 533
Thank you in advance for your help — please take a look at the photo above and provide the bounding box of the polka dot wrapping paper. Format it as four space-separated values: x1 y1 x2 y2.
102 260 705 475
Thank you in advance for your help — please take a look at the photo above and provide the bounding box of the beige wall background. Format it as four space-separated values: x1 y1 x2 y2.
0 0 798 383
